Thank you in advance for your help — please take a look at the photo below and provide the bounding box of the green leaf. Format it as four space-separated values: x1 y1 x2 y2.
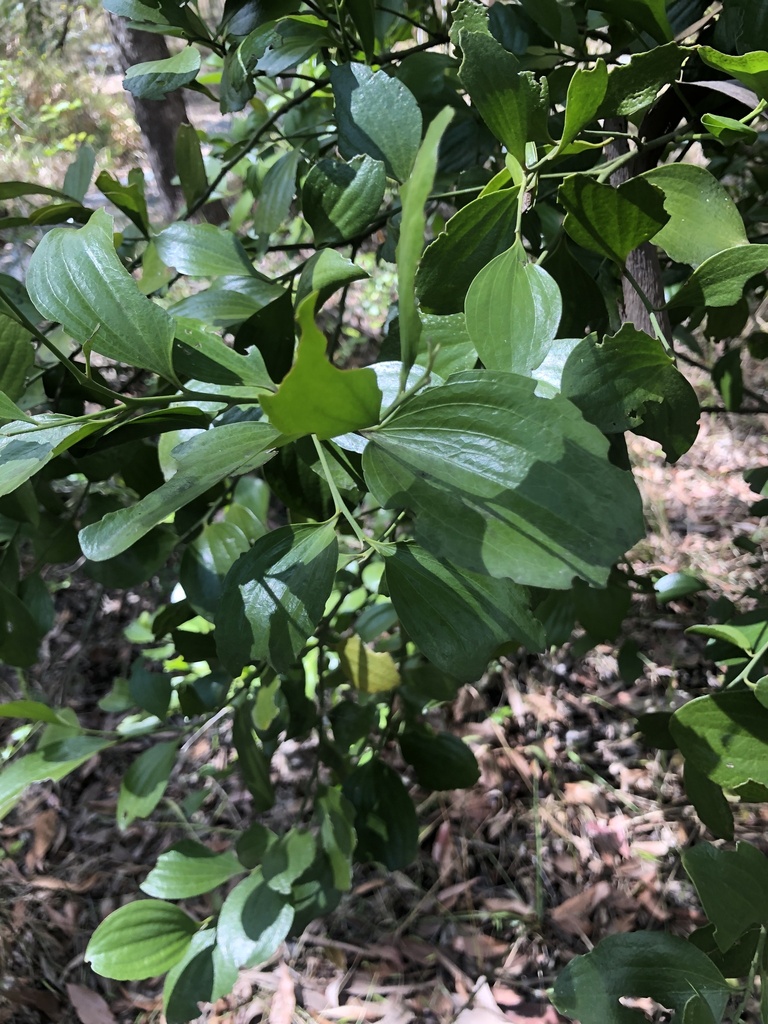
331 62 422 182
175 124 209 210
0 418 96 498
362 373 644 589
684 762 734 841
216 521 338 676
385 542 543 681
561 325 700 463
683 842 768 952
318 787 356 891
232 703 275 811
63 144 96 203
416 188 519 315
671 691 768 789
699 47 768 102
170 275 286 326
124 45 201 100
153 222 254 277
303 155 386 247
399 725 480 790
686 623 754 652
0 701 72 725
701 112 758 146
415 313 478 378
640 164 747 267
670 245 768 309
79 422 280 561
142 840 245 899
118 740 178 831
654 571 708 603
337 634 400 693
397 107 454 380
346 0 375 58
560 59 608 148
253 148 302 238
0 736 112 820
0 314 34 402
591 0 673 41
172 318 272 389
217 870 294 969
86 900 198 981
181 520 251 619
451 0 550 163
163 930 237 1024
343 759 418 869
95 169 150 236
260 297 381 439
26 209 175 380
600 42 688 119
129 659 172 720
558 174 669 265
689 923 761 980
262 829 316 894
465 242 562 375
296 249 369 310
551 932 729 1023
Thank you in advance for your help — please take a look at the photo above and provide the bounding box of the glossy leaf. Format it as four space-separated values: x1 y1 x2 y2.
654 571 708 603
669 245 768 309
26 209 176 380
600 43 688 119
95 169 150 235
0 419 96 498
415 313 478 378
117 740 178 831
337 634 400 693
181 520 251 619
0 736 112 820
416 188 518 314
217 870 294 969
671 691 768 789
142 840 244 899
153 222 254 277
232 703 275 811
295 249 369 309
253 147 302 238
465 242 562 375
303 155 385 247
331 62 422 182
561 59 608 148
170 276 286 325
363 373 644 589
79 422 281 561
683 842 768 952
175 124 209 210
552 932 729 1023
559 174 669 265
385 542 544 681
85 900 198 980
260 297 381 439
216 521 338 676
641 164 747 267
343 759 418 870
262 829 316 894
702 112 758 146
399 725 480 791
451 0 549 164
397 107 454 380
561 325 700 463
124 45 201 99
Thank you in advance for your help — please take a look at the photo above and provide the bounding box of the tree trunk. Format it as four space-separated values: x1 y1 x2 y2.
106 14 188 219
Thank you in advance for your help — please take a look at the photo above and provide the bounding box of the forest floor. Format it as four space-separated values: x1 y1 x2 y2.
1 351 767 1024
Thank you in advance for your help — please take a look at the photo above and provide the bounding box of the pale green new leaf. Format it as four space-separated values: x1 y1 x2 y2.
669 245 768 308
560 60 608 148
79 422 281 561
363 373 644 589
464 242 562 375
86 900 198 980
26 208 176 380
699 47 768 102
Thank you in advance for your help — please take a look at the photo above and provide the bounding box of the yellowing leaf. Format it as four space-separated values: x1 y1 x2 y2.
338 634 400 693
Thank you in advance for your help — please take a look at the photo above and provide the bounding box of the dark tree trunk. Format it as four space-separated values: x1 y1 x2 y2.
106 13 188 219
